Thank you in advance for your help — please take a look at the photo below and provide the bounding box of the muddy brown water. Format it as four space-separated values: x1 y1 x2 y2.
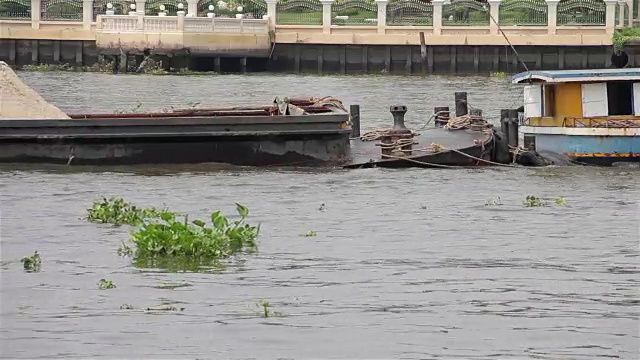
0 72 638 359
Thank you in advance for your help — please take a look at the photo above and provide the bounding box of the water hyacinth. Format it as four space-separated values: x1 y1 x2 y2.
129 203 260 262
88 198 260 269
87 197 166 226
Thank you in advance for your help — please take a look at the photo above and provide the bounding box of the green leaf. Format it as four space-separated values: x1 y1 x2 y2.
192 220 206 227
211 211 221 224
235 203 249 218
213 215 228 230
160 212 174 222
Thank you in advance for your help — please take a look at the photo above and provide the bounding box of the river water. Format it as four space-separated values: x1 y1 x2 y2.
1 72 638 359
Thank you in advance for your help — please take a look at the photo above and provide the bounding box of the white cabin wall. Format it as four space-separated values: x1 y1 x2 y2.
523 84 542 118
633 83 640 116
581 83 608 117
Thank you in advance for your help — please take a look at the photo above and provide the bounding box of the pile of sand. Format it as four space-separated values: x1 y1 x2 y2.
0 61 70 119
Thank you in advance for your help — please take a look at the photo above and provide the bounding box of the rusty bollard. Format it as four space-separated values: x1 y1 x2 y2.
380 105 414 158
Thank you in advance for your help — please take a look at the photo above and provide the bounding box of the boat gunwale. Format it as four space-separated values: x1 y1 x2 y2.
0 113 350 128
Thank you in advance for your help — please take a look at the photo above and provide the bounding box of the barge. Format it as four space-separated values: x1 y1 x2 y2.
0 97 352 166
346 94 510 169
512 68 640 166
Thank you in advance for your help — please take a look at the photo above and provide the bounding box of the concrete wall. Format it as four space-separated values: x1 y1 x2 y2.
0 39 98 66
269 44 630 75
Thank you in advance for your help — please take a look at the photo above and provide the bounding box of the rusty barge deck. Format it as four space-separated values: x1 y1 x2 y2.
0 97 352 166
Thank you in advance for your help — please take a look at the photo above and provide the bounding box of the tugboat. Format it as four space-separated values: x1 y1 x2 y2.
511 68 640 166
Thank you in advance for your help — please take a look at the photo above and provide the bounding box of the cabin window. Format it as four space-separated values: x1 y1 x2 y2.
607 81 634 116
543 85 555 117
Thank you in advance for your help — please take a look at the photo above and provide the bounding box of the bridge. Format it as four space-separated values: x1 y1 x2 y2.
0 0 637 73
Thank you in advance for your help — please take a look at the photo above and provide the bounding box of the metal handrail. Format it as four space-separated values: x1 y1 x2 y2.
522 116 640 128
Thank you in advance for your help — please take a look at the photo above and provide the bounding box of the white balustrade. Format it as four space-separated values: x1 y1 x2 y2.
97 14 269 34
144 16 180 31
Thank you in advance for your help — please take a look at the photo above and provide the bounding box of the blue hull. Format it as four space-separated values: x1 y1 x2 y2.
522 132 640 166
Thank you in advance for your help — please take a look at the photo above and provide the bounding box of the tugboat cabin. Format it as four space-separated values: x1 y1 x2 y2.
511 68 640 127
511 68 640 165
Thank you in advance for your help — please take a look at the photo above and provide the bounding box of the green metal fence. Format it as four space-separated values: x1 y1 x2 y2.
41 0 83 20
93 0 129 19
442 0 489 26
557 0 605 25
195 0 267 18
386 0 433 26
499 0 547 25
0 0 31 19
332 0 377 25
146 0 184 16
276 0 322 25
614 2 629 25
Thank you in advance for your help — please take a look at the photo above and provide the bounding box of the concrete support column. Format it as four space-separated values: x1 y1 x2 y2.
545 0 560 35
136 0 146 15
31 0 40 29
626 0 633 26
265 0 277 30
488 0 501 35
83 0 93 29
605 0 618 35
375 0 388 34
320 0 334 34
432 0 444 35
618 0 626 26
187 0 198 16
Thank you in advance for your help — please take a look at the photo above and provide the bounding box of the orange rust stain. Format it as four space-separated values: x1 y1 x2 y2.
565 153 640 157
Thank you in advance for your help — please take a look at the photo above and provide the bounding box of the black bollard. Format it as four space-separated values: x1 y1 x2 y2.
390 105 408 129
500 109 510 144
507 109 519 148
469 108 484 131
454 92 468 117
380 105 413 159
349 104 361 138
434 106 450 127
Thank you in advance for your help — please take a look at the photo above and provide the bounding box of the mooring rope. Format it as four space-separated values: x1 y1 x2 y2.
355 128 421 141
380 153 461 168
443 114 487 131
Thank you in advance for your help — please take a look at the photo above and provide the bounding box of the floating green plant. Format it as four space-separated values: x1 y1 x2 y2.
554 197 567 206
255 300 283 318
489 71 507 78
87 198 259 270
87 197 166 226
129 203 259 264
98 279 116 290
20 251 41 272
485 196 501 206
523 195 545 207
303 230 317 237
117 240 134 257
523 195 568 207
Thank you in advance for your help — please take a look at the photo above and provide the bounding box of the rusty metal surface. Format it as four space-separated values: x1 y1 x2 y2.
348 127 492 167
